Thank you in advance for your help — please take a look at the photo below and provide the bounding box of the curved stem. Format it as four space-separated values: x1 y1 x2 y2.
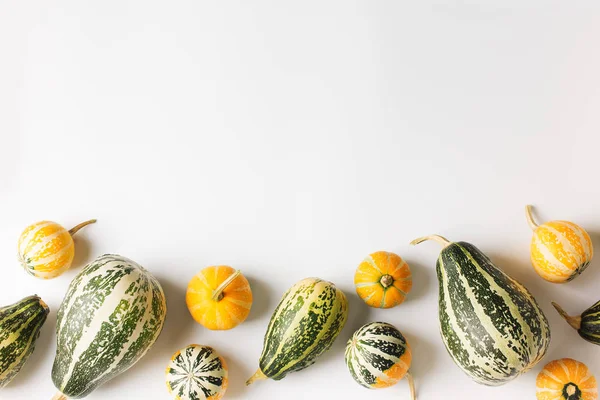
68 219 97 236
51 392 68 400
212 270 242 301
410 235 451 248
406 371 416 400
525 205 539 230
246 369 267 386
552 302 582 331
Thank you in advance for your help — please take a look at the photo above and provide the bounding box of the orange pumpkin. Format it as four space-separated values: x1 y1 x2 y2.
536 358 598 400
354 251 412 309
186 266 253 330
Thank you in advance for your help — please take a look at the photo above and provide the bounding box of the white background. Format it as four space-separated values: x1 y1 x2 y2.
2 2 600 399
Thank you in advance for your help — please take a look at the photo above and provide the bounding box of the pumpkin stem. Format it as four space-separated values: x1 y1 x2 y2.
410 235 451 248
246 368 267 386
212 269 242 301
406 371 416 400
525 205 539 230
380 275 394 288
552 302 582 331
51 392 68 400
68 219 97 236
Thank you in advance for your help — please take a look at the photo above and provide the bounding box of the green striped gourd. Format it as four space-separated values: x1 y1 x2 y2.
51 254 167 399
411 235 551 386
166 345 228 400
345 322 415 400
0 295 49 387
246 277 349 385
552 301 600 346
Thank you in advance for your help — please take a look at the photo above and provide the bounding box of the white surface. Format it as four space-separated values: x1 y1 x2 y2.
2 2 600 399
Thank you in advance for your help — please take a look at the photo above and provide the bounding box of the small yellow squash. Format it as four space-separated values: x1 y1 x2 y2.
354 251 412 308
186 266 253 330
536 358 597 400
17 219 96 279
525 205 593 283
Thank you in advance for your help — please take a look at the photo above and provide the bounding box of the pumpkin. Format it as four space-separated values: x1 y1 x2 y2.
536 358 597 400
345 322 415 400
552 301 600 346
18 219 96 279
166 345 228 400
186 266 252 330
354 251 412 308
526 205 593 283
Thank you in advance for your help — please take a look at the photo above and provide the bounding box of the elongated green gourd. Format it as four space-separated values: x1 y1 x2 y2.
0 295 49 387
246 277 348 385
411 235 551 386
51 254 167 399
552 301 600 346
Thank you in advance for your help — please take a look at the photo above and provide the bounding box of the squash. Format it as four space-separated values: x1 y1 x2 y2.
525 205 593 283
345 322 415 400
186 266 252 330
51 254 167 399
552 301 600 346
18 219 96 279
411 234 551 386
166 345 228 400
246 277 348 385
354 251 412 309
536 358 597 400
0 295 49 387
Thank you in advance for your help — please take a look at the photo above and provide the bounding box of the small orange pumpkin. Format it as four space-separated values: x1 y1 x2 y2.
536 358 598 400
186 266 253 330
354 251 412 309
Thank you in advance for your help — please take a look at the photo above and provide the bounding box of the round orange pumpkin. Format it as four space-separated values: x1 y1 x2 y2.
186 266 253 330
536 358 598 400
354 251 412 309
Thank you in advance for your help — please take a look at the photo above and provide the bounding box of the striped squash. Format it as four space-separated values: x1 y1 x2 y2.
526 205 593 283
552 301 600 346
18 219 96 279
345 322 415 400
0 295 49 387
354 251 412 309
246 277 348 385
51 254 167 399
536 358 597 400
411 234 551 386
165 345 228 400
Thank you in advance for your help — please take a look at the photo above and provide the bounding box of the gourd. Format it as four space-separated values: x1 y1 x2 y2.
354 251 412 309
536 358 597 400
51 254 167 399
525 205 593 283
0 295 49 387
552 301 600 346
411 234 551 386
166 345 228 400
345 322 415 400
246 277 348 385
18 219 96 279
186 265 252 330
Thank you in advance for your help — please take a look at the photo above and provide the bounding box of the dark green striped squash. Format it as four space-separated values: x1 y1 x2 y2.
51 254 167 399
0 295 49 387
246 277 348 385
411 235 551 386
552 301 600 346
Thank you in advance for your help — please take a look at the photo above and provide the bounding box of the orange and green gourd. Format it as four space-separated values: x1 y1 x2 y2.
17 219 96 279
525 205 593 283
354 251 412 308
186 266 253 330
536 358 597 400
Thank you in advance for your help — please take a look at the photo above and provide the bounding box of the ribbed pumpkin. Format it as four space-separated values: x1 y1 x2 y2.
18 219 96 279
166 345 228 400
526 205 593 283
552 301 600 346
186 266 252 330
536 358 597 400
354 251 412 309
345 322 415 400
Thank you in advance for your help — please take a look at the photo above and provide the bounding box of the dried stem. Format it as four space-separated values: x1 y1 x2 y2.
68 219 97 236
410 235 451 248
212 270 242 301
51 393 68 400
380 275 394 288
406 371 416 400
246 368 267 386
552 302 582 331
525 205 539 231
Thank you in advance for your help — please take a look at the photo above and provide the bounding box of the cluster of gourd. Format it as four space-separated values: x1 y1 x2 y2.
1 205 600 400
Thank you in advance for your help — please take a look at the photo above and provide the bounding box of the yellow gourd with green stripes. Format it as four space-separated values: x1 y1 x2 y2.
525 205 593 283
